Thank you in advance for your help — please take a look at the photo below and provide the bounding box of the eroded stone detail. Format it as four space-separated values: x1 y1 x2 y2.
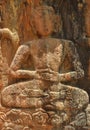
85 104 90 127
0 5 89 130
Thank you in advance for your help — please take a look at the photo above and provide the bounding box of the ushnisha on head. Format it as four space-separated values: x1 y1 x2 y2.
30 5 56 37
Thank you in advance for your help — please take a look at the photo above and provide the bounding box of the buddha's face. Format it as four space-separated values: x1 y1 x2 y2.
32 6 54 37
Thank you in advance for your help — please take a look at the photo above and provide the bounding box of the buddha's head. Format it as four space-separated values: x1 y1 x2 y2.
31 5 55 37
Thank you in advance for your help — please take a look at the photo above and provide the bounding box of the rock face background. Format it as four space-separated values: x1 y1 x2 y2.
0 0 89 97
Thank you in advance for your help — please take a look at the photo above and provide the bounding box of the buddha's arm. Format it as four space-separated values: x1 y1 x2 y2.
58 41 84 82
9 44 37 79
14 70 40 79
10 44 30 70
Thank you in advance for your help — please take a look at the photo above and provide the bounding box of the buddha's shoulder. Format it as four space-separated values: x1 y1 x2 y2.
22 38 73 47
43 38 73 44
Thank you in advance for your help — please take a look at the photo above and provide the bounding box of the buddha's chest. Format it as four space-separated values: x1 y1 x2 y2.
30 39 64 70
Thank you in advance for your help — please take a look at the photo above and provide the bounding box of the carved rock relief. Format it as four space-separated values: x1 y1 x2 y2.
0 2 89 130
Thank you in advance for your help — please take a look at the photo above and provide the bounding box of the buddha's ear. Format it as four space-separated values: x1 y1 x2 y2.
53 14 62 33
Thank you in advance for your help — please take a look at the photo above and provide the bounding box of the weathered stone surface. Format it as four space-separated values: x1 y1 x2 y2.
70 112 87 127
0 1 89 130
85 0 90 37
85 104 90 126
64 126 75 130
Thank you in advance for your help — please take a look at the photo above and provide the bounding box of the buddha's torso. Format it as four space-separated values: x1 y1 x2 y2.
29 38 65 72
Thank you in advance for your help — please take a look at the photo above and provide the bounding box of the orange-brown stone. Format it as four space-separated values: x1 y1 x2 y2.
85 0 90 37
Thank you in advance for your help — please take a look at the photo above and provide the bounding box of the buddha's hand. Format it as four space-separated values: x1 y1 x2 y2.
34 71 42 79
37 69 59 82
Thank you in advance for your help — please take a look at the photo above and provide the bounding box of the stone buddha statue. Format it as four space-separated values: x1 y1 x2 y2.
1 5 89 127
